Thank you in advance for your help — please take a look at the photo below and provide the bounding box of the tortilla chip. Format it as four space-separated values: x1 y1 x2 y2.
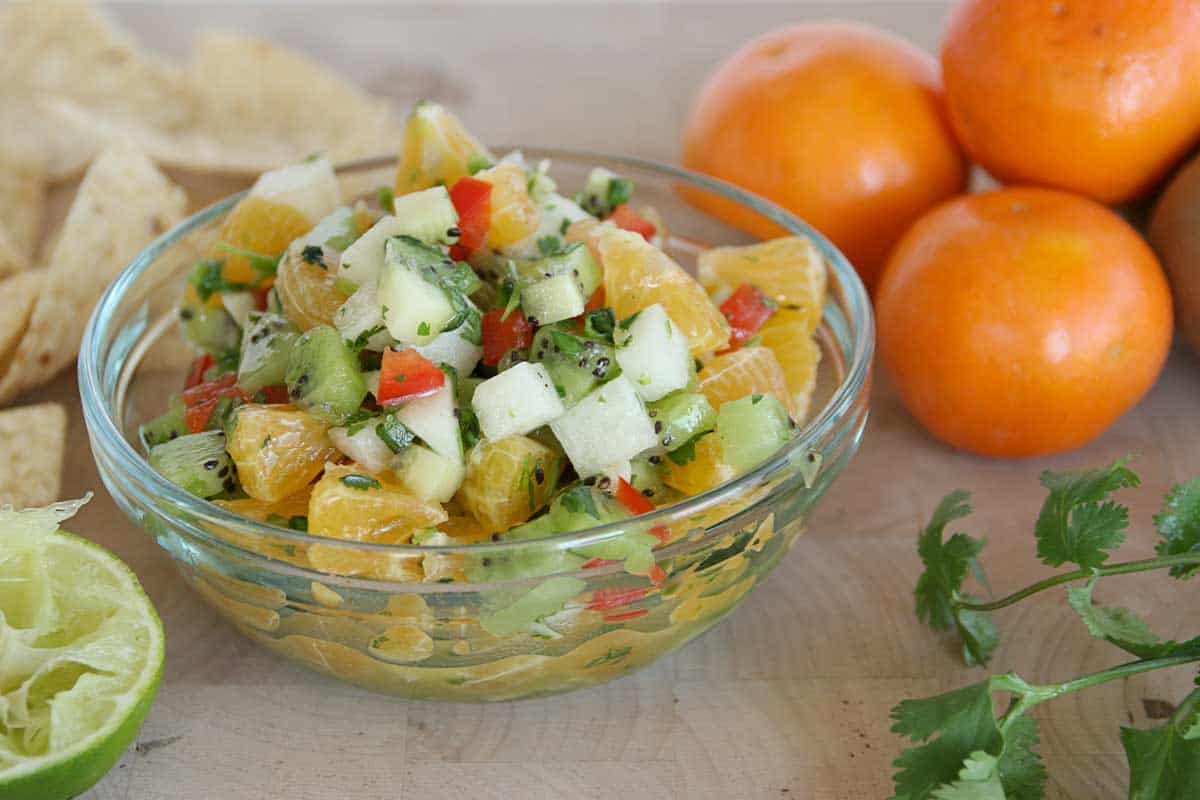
52 31 402 176
0 402 67 509
0 157 46 277
0 146 186 404
0 271 43 372
0 3 191 181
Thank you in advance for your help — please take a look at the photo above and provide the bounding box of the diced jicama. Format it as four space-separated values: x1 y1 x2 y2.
395 383 462 463
472 362 565 441
614 303 691 402
549 375 657 477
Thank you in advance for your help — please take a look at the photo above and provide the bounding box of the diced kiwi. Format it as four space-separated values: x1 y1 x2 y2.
465 516 586 583
479 576 587 636
519 242 601 299
238 312 300 393
574 167 633 217
717 393 794 474
629 455 668 502
550 485 658 566
647 391 716 452
284 325 367 425
530 325 620 406
148 431 238 499
179 303 240 357
139 395 187 449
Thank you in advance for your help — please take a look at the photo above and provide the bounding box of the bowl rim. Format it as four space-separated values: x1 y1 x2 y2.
80 149 873 557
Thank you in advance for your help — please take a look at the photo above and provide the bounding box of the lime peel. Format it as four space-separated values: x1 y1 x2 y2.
0 496 164 800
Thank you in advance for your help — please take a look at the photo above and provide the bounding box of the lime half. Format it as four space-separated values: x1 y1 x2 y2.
0 497 164 800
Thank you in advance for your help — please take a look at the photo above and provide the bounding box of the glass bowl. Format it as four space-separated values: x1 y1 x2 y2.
80 151 873 701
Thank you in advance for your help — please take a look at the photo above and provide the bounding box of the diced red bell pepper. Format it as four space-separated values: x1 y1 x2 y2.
582 557 620 570
587 586 649 611
646 564 667 586
481 309 533 366
584 286 606 313
603 608 649 622
184 354 214 390
259 384 291 404
251 285 272 311
720 283 776 349
448 176 492 259
182 372 240 407
615 478 654 516
182 372 244 433
606 204 656 241
376 348 446 406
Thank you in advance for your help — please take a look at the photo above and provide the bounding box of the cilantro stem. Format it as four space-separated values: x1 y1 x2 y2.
995 653 1200 727
957 552 1200 613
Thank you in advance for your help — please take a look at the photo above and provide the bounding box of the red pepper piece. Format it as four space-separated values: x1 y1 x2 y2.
375 348 446 406
481 309 533 366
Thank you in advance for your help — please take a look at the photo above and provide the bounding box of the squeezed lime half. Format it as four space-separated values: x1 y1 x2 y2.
0 497 164 800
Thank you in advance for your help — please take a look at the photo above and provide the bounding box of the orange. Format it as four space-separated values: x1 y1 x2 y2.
216 196 313 284
758 311 822 423
697 236 827 335
942 0 1200 204
309 463 446 544
394 101 490 196
680 23 967 290
697 346 795 418
664 434 735 496
876 187 1174 459
274 244 349 330
225 405 335 503
588 224 731 354
458 435 561 533
474 163 540 249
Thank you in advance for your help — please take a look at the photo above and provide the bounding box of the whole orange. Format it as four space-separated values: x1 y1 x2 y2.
941 0 1200 205
876 187 1173 458
680 23 967 290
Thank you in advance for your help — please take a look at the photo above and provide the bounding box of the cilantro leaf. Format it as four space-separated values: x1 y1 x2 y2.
1034 459 1140 569
914 490 979 630
956 603 1000 668
1154 478 1200 579
929 752 1005 800
537 235 563 256
1066 578 1200 660
890 681 1002 800
217 242 281 277
1121 689 1200 800
995 714 1046 800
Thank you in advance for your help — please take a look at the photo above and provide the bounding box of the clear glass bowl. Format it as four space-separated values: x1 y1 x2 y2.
80 151 873 701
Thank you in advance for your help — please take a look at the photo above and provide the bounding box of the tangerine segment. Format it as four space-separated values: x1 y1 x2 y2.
394 101 490 196
697 346 796 418
698 236 827 335
458 435 561 533
475 163 540 249
309 463 447 544
275 244 349 330
758 311 823 422
216 196 313 284
226 405 335 503
664 433 735 495
595 226 730 355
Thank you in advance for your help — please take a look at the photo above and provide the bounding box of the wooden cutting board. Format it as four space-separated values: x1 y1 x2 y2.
15 2 1195 797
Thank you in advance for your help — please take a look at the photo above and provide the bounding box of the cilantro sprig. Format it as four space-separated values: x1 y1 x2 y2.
894 457 1200 799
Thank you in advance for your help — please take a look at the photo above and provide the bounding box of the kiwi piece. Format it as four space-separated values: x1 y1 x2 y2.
284 325 367 425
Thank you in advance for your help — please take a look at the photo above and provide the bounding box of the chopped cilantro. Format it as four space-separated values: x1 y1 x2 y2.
466 152 492 175
585 646 632 668
417 321 431 337
340 473 382 491
301 245 325 266
376 185 395 212
667 433 708 466
376 415 416 454
188 259 251 302
217 243 280 277
537 236 563 256
348 324 385 351
582 308 616 341
288 515 308 532
559 217 571 236
606 178 634 211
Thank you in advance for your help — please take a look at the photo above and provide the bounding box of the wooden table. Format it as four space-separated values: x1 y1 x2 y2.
25 2 1196 797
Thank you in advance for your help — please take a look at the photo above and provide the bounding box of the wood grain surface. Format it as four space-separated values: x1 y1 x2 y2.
16 2 1196 797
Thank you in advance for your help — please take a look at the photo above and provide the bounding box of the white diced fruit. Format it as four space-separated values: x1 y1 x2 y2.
412 319 483 377
250 157 341 222
521 274 585 326
614 304 691 402
391 186 460 245
394 445 465 503
395 383 463 463
378 242 456 345
550 375 658 477
334 283 390 351
339 216 410 289
472 362 565 441
505 193 591 258
328 424 394 475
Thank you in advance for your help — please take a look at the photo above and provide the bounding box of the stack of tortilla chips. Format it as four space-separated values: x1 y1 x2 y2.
0 2 405 508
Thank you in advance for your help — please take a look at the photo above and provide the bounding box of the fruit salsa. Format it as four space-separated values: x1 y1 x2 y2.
142 103 825 606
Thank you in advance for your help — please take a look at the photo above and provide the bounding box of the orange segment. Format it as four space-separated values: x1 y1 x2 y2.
394 101 490 196
664 433 735 495
475 163 540 249
697 346 796 418
697 236 827 335
226 405 335 503
274 244 349 330
458 435 561 533
594 226 730 354
758 310 823 422
215 196 313 284
309 463 447 544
